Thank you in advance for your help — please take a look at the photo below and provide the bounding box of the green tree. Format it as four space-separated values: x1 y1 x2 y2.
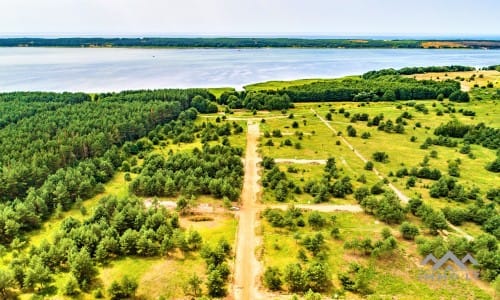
206 269 227 297
304 261 331 292
285 263 306 293
186 273 203 297
69 248 97 290
0 269 15 296
63 275 80 296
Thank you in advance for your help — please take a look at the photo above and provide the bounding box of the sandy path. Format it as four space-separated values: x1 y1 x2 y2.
311 108 474 241
274 158 327 165
267 203 363 213
233 121 262 300
311 108 410 202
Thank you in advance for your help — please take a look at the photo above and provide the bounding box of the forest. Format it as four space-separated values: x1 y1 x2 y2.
1 37 500 49
0 89 215 247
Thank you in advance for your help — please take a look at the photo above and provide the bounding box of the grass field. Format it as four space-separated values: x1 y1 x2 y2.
409 70 500 90
249 93 498 298
261 211 494 299
244 78 346 91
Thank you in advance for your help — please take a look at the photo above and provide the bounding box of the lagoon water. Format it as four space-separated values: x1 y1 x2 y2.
0 47 498 92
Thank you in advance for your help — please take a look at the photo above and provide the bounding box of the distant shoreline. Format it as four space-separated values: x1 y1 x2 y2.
1 37 500 49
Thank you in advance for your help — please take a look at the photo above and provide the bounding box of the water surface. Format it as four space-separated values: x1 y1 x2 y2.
0 48 498 92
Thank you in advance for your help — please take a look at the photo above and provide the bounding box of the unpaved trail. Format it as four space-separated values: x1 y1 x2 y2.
311 108 474 240
267 203 363 213
312 108 410 203
274 158 327 164
233 121 262 300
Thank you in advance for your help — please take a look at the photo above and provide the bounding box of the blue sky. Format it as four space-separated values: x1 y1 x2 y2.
1 0 499 36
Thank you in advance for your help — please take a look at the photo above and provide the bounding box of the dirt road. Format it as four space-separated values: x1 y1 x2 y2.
233 121 262 300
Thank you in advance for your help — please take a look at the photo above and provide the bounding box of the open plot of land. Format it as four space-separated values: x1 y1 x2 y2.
248 98 498 298
261 210 492 299
409 70 500 91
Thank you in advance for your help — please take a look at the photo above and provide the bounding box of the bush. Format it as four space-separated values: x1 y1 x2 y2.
399 222 419 240
486 158 500 173
347 126 357 137
364 161 374 170
62 276 79 296
308 212 326 229
372 152 389 163
264 267 282 291
108 276 138 300
370 182 385 195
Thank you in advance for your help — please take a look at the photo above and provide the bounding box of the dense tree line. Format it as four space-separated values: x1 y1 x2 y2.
3 38 499 49
434 121 500 149
275 76 460 102
0 89 217 202
362 65 475 79
0 92 88 129
130 144 244 200
0 38 423 48
219 90 292 110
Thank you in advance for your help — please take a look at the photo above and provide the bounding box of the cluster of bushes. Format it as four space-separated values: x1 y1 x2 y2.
416 233 499 281
263 209 337 294
199 121 243 143
442 202 498 238
344 228 398 258
420 136 458 149
200 239 232 297
430 176 470 202
355 191 406 224
130 144 243 200
261 164 300 202
264 261 332 294
408 198 448 235
2 196 201 296
434 121 499 149
263 207 339 236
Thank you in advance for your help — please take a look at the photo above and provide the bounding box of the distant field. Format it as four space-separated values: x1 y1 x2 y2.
409 70 500 90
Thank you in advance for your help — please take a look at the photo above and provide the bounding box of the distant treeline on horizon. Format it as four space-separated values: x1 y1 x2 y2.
1 37 500 49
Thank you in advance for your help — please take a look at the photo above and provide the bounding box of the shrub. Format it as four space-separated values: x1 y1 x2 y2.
399 222 419 240
264 267 282 291
372 152 389 163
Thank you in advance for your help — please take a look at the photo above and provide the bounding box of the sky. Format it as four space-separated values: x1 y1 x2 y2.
0 0 499 37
